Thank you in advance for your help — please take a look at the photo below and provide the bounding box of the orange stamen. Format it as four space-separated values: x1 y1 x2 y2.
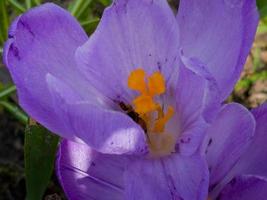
148 71 165 96
127 68 176 155
153 106 174 133
128 68 147 94
132 95 157 114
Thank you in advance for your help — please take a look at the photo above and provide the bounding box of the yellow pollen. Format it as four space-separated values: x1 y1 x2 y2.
148 71 165 96
127 68 175 156
128 68 147 94
132 95 157 114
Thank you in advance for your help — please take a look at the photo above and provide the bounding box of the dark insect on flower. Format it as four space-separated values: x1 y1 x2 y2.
119 101 148 133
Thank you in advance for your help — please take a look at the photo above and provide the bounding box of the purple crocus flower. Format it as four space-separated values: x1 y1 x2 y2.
204 103 267 200
3 0 258 199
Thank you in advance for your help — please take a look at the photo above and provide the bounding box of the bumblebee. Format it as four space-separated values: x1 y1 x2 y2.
119 102 147 133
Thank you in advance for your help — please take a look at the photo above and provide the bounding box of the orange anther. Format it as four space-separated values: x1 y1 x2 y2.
132 95 157 115
128 68 147 94
127 68 176 155
148 71 165 96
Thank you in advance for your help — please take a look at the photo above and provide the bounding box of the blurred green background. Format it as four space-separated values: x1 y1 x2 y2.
0 0 266 199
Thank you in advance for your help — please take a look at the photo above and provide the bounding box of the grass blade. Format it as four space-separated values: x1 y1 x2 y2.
0 0 9 44
75 0 92 19
81 18 100 34
98 0 111 6
25 0 31 10
33 0 40 6
0 85 16 99
7 0 26 13
0 101 28 124
257 0 267 18
70 0 85 17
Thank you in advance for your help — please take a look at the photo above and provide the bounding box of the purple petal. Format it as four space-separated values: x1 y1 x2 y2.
212 103 267 196
124 154 209 200
218 175 267 200
177 0 259 100
203 103 255 187
3 3 90 136
175 53 220 156
47 75 147 155
179 52 221 123
75 0 180 102
232 103 267 177
57 141 208 200
57 140 126 200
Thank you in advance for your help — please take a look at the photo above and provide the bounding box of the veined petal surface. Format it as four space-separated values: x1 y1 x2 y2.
175 54 220 156
211 103 267 197
47 75 147 155
217 175 267 200
3 3 92 137
177 0 259 100
57 140 209 200
57 140 126 200
204 103 255 187
75 0 180 102
124 154 209 200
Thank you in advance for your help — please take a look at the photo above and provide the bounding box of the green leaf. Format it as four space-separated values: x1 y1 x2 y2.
257 0 267 18
25 124 59 200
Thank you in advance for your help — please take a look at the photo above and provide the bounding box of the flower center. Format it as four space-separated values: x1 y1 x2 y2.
126 68 176 156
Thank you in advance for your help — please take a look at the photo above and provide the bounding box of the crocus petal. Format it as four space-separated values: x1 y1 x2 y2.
57 140 126 200
212 103 267 196
75 0 180 102
217 175 267 200
179 53 220 123
203 103 255 188
124 154 209 200
47 75 147 155
57 140 208 200
229 103 267 178
3 3 91 136
177 0 259 100
175 53 220 156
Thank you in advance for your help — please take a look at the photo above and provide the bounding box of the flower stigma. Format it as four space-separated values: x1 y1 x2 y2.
126 68 176 156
